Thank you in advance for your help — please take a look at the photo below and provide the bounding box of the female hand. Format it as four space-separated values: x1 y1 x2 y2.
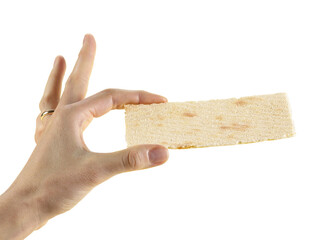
0 34 169 240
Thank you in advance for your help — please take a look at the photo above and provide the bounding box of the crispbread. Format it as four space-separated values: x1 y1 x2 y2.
124 93 295 149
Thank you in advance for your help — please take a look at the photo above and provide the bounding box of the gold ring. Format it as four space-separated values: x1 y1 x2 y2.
41 110 55 120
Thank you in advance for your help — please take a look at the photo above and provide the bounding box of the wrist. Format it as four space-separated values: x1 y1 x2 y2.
0 186 45 239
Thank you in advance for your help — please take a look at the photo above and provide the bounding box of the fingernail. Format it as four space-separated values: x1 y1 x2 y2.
148 147 169 165
162 97 168 102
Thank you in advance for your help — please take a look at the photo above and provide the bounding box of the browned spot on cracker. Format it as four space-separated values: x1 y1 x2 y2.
176 144 196 149
157 114 165 120
235 99 248 106
215 115 223 121
220 123 249 131
232 123 249 128
157 123 164 127
183 112 197 117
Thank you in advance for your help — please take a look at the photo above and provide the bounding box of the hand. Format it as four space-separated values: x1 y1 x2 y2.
0 34 169 240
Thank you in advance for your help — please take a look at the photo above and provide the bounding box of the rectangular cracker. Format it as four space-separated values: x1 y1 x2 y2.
124 93 295 149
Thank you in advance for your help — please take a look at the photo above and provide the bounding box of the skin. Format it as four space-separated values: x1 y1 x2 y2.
0 34 169 240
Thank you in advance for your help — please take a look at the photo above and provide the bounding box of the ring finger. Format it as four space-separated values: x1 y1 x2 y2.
35 56 66 142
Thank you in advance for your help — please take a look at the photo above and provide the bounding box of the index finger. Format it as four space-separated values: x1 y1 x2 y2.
60 34 96 105
78 89 168 118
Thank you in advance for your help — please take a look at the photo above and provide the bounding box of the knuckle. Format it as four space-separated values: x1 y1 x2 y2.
136 90 147 97
101 88 116 96
36 125 44 134
34 132 39 143
123 150 145 170
137 90 147 101
34 125 45 143
99 88 119 106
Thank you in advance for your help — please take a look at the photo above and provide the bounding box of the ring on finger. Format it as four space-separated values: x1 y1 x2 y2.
40 109 55 120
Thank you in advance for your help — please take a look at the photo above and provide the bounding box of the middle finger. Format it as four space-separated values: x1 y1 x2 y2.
60 34 96 105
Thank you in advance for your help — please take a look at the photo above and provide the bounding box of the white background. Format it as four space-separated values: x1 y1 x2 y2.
0 0 330 239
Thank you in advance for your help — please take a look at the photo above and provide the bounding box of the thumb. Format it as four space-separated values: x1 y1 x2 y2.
93 144 169 177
